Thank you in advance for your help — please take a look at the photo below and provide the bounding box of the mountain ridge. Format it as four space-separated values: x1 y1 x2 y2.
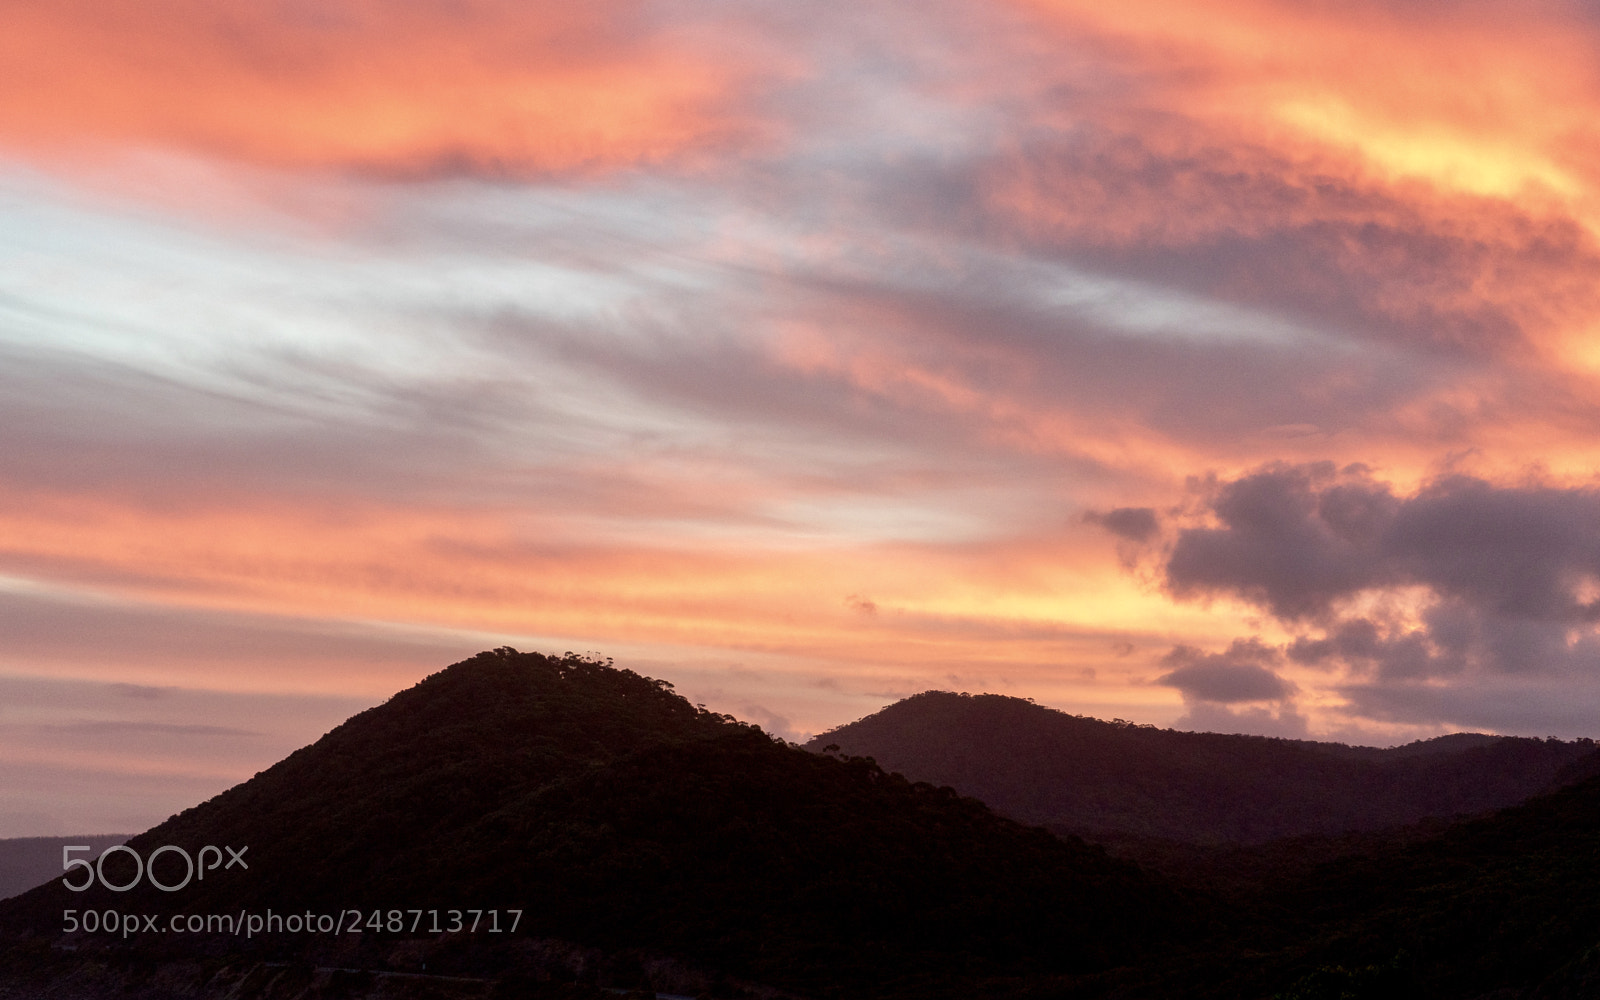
11 652 1600 998
806 690 1598 843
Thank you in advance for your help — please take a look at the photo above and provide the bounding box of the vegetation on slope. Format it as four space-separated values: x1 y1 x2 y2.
0 650 1186 999
808 691 1598 843
10 652 1600 999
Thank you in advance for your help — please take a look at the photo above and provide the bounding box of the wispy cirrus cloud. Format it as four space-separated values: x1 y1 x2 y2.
5 0 1600 832
0 0 782 177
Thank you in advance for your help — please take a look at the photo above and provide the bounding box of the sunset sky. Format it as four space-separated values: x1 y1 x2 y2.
7 0 1600 836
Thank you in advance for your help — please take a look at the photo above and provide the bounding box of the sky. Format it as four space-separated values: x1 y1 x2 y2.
6 0 1600 836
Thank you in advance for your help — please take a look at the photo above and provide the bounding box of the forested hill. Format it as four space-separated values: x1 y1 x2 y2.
0 650 1186 999
807 691 1598 843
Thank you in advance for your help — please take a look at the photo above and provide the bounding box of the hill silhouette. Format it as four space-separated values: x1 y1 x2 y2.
807 691 1598 844
0 650 1185 999
14 653 1600 999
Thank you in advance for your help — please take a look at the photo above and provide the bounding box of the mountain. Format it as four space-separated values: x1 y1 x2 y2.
806 691 1598 844
967 761 1600 999
0 650 1186 1000
14 653 1600 999
0 836 127 902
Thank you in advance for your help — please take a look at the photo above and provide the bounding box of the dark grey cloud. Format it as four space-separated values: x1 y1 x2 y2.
1085 506 1159 542
1290 617 1411 672
1386 477 1600 621
1163 465 1600 630
1153 464 1600 732
1157 639 1294 703
1165 463 1399 619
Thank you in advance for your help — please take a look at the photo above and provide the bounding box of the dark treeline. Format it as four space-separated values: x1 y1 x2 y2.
0 650 1185 999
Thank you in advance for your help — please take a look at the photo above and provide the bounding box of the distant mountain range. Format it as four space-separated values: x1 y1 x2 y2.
806 690 1599 844
6 651 1600 999
0 836 126 903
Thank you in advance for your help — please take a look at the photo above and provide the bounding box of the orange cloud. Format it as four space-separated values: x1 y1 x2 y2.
1014 0 1600 201
991 0 1600 364
0 0 771 175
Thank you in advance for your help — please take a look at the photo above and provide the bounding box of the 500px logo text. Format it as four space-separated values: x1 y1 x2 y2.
62 844 249 892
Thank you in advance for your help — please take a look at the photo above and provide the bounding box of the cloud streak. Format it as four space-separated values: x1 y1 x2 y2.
0 0 776 176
